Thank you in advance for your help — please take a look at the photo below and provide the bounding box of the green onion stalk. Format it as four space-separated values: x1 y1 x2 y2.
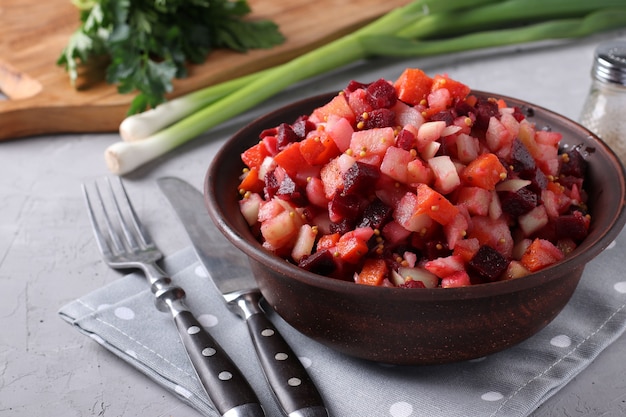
107 0 626 175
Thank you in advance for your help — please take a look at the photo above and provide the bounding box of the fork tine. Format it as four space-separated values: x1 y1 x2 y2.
105 177 142 251
82 183 116 257
115 177 154 248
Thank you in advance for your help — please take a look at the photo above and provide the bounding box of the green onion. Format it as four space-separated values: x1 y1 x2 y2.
363 8 626 57
106 0 626 175
396 0 626 39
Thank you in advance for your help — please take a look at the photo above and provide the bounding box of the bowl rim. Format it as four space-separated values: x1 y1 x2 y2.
205 89 626 301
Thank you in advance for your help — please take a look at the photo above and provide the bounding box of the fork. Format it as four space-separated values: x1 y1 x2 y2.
82 177 265 417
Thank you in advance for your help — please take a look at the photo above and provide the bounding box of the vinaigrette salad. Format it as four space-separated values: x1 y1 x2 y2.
236 68 590 288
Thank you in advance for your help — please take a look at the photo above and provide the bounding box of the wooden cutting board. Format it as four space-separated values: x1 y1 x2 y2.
0 0 408 140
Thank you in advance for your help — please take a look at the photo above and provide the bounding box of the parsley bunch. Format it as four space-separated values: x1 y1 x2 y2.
58 0 284 114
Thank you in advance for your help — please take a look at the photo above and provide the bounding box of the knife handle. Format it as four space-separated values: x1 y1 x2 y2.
246 311 329 417
172 308 266 417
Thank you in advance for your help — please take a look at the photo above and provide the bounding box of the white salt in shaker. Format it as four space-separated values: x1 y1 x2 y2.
579 40 626 163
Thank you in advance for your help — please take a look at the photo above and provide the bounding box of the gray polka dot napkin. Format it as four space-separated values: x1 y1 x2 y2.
59 227 626 417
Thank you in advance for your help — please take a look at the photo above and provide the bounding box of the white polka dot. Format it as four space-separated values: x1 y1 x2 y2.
275 353 288 361
126 349 138 359
89 334 105 345
299 357 312 368
607 240 617 250
114 306 135 320
261 329 275 337
614 282 626 294
481 392 504 402
288 378 302 387
97 303 111 311
195 265 209 278
389 401 413 417
187 326 201 335
202 347 216 357
551 334 572 348
198 314 218 327
175 385 192 398
219 371 233 381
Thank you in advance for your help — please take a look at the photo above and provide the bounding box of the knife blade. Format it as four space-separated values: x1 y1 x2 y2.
158 176 329 417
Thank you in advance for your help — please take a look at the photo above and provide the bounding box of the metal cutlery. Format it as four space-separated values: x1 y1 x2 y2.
82 177 265 417
157 176 329 417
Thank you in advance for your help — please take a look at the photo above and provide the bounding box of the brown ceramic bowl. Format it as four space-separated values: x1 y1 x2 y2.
205 91 626 365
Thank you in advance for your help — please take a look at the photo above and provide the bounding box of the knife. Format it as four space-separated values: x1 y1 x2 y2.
158 177 329 417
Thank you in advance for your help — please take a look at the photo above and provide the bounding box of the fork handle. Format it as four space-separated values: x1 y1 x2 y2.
149 269 264 415
172 309 265 416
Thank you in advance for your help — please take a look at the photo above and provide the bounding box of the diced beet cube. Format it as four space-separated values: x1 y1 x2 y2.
510 138 536 175
345 80 369 92
559 148 587 178
366 78 398 109
558 175 584 194
357 198 392 230
429 109 457 126
533 221 557 243
454 101 476 117
512 106 526 122
259 126 278 139
499 187 538 217
329 193 362 222
343 161 380 195
276 174 308 206
473 98 500 130
399 279 426 289
329 218 355 235
298 249 338 276
396 128 416 151
276 123 299 151
263 170 280 200
357 108 396 129
291 115 316 139
468 245 508 282
522 167 549 193
555 212 589 242
424 240 451 260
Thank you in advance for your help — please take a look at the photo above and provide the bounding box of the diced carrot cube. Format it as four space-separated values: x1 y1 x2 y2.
312 94 356 124
431 74 471 102
520 238 565 272
336 233 369 264
356 258 388 286
467 215 514 259
465 95 478 107
237 167 264 194
273 142 309 178
299 131 341 166
460 153 507 190
241 142 270 169
415 183 459 225
317 233 340 251
393 68 433 106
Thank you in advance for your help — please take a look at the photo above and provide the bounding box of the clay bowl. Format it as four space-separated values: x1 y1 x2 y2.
205 91 626 365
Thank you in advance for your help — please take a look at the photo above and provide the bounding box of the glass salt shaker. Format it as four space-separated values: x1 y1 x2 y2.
579 40 626 163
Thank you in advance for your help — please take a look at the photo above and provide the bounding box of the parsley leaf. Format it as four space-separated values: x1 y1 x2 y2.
58 0 284 114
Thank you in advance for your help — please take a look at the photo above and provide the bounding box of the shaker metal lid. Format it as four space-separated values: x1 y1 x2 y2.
593 40 626 85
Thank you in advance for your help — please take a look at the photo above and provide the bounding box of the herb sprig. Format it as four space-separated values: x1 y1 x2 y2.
58 0 284 114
